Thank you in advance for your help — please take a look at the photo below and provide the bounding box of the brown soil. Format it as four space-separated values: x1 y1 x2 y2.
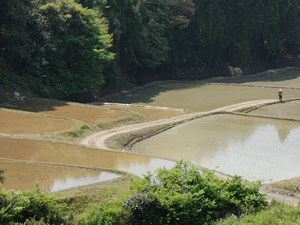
5 99 127 125
0 108 74 134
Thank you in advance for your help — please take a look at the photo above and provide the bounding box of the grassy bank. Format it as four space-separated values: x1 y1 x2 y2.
216 200 300 224
97 110 148 130
105 123 180 151
56 173 139 216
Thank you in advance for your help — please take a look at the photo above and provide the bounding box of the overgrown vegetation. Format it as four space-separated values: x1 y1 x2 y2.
62 121 94 139
216 200 300 224
0 184 72 224
1 0 300 102
79 161 267 224
56 173 139 216
97 111 148 130
261 177 300 198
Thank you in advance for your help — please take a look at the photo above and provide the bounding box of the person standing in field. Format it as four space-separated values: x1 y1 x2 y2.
278 89 284 102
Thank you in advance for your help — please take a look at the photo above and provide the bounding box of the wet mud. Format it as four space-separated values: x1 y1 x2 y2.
109 84 300 112
5 100 126 125
133 114 300 183
0 138 175 178
0 161 120 192
0 109 74 134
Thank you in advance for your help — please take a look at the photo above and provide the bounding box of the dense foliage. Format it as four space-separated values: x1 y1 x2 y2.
79 161 267 224
0 185 71 224
1 0 300 101
0 0 114 101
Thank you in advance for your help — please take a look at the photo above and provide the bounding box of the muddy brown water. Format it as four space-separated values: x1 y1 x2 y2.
248 100 300 120
0 138 175 179
106 105 183 120
0 109 74 134
109 84 300 112
5 101 126 125
0 161 120 192
133 114 300 183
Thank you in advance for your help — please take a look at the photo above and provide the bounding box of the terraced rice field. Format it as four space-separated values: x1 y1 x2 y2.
2 68 300 192
102 104 183 120
248 100 300 120
0 138 175 191
1 161 120 192
133 114 300 182
5 100 126 125
0 109 74 134
108 83 300 112
217 69 300 87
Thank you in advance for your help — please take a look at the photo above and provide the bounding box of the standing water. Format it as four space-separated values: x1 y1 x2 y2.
0 161 120 192
134 114 300 183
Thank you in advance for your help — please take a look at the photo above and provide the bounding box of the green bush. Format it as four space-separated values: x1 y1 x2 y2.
123 161 267 224
0 185 72 224
14 218 49 225
77 161 267 224
78 200 128 225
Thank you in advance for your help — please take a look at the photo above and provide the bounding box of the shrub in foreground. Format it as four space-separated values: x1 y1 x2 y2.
0 185 72 224
78 200 128 225
80 161 267 224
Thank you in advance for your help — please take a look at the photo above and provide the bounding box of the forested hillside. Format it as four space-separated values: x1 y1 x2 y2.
1 0 300 102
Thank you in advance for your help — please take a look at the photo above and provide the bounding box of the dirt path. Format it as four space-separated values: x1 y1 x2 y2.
81 99 277 150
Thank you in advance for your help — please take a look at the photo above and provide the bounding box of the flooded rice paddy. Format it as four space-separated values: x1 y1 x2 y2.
109 84 300 112
219 69 300 87
134 114 300 183
2 69 300 191
0 138 175 180
5 100 126 125
248 100 300 120
0 109 74 134
105 105 183 120
0 161 120 192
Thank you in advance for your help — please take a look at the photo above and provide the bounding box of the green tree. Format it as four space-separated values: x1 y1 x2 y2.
40 0 114 100
279 0 300 54
0 0 45 91
124 161 267 224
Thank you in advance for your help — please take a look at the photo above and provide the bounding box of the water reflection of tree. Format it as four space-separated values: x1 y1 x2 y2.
134 114 300 165
274 122 300 143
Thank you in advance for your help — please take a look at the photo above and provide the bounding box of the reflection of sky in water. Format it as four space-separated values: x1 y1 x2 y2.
50 172 121 192
116 158 176 177
199 124 300 183
134 115 300 183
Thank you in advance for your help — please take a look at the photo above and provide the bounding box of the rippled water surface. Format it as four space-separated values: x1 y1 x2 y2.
0 138 175 178
249 100 300 120
0 161 120 192
110 84 300 112
0 109 74 134
134 114 300 182
6 101 126 125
